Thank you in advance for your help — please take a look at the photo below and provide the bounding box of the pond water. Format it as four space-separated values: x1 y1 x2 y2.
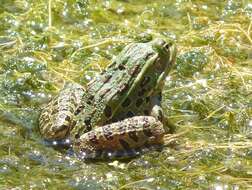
0 0 252 189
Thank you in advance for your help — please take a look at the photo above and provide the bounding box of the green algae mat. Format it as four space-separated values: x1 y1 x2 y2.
0 0 252 189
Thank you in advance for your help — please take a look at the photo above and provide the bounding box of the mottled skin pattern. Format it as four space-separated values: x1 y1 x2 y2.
39 39 176 159
75 117 164 151
75 116 165 159
39 83 85 139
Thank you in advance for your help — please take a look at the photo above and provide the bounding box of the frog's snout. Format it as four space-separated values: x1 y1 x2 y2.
151 38 174 55
152 38 166 47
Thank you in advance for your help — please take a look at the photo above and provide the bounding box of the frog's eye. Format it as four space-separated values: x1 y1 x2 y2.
164 43 170 51
163 42 172 54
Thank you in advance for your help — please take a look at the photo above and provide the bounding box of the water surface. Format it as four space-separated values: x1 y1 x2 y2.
0 0 252 189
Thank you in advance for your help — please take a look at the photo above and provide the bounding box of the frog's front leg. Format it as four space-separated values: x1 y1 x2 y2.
73 116 165 159
149 94 175 133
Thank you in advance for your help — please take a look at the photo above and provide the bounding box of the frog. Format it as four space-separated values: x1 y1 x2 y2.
39 38 176 159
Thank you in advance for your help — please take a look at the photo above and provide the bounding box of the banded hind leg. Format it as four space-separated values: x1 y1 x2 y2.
39 83 85 140
73 115 165 159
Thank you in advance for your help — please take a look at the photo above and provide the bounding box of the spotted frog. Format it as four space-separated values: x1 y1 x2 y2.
39 39 176 159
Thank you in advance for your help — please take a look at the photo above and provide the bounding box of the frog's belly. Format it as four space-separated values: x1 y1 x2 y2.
73 116 165 159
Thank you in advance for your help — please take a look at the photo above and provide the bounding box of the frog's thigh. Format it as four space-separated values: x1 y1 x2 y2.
39 83 85 140
73 116 165 153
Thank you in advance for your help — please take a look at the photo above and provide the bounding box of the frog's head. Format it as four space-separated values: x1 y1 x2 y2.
151 38 176 72
116 38 176 113
150 38 176 90
131 38 176 96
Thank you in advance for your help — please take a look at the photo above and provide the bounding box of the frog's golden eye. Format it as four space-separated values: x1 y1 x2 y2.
164 43 170 51
163 43 172 54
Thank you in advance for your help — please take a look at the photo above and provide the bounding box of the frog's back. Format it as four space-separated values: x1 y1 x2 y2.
74 42 157 129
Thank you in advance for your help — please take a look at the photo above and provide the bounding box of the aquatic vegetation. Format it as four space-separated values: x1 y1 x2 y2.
0 0 251 189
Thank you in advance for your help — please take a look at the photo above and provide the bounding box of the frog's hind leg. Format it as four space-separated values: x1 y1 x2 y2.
73 116 165 159
39 83 85 140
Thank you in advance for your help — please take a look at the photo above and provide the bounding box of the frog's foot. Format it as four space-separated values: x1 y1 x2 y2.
73 116 165 160
150 102 174 133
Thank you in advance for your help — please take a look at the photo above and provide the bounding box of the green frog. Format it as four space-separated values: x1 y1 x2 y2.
39 39 176 159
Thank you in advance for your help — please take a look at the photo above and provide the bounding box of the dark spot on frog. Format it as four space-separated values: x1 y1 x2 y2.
136 98 143 107
143 116 150 123
65 115 71 122
129 64 140 76
103 125 113 140
53 100 58 107
119 139 131 150
86 100 92 105
104 105 112 118
74 105 84 115
118 125 126 135
128 131 138 142
88 131 98 144
86 95 94 105
143 129 153 137
71 120 77 127
51 108 59 115
80 148 85 152
107 61 116 69
100 88 110 98
84 117 92 131
118 64 125 70
57 124 69 133
119 83 129 95
127 111 135 117
141 76 151 87
122 98 131 107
